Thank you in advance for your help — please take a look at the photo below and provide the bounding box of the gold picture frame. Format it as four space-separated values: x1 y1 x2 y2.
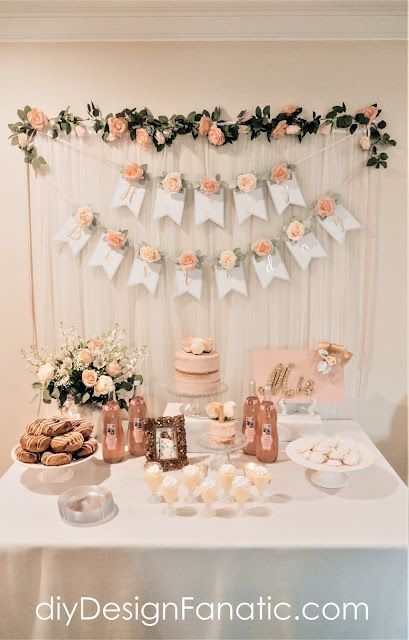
145 415 189 471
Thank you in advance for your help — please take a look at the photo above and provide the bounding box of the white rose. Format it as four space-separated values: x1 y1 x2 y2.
286 220 305 242
286 124 301 135
190 338 205 355
223 401 236 419
38 362 54 386
93 375 114 397
359 136 371 151
106 361 122 378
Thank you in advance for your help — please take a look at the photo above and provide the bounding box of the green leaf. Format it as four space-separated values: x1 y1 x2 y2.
377 120 386 129
8 123 19 133
51 387 60 399
81 392 91 403
43 389 52 404
379 152 388 160
17 109 26 121
367 157 377 166
32 382 43 389
336 114 353 129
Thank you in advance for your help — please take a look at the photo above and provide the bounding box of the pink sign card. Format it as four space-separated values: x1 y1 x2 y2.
253 349 345 404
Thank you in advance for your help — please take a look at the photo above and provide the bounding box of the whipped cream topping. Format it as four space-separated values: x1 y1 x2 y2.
145 464 163 475
244 462 257 472
162 475 179 488
232 476 251 488
252 465 269 477
220 463 236 474
200 478 217 490
183 465 200 477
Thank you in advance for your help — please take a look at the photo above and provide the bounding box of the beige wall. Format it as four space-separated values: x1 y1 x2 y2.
0 41 406 479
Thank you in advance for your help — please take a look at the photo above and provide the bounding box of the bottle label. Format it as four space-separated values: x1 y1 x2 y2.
133 419 144 444
244 417 255 442
106 424 117 451
261 424 273 450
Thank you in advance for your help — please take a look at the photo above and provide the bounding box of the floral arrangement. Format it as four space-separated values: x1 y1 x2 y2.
182 337 214 355
22 324 147 409
215 248 246 271
176 249 205 271
8 102 396 170
160 172 187 193
206 401 235 422
314 193 342 219
120 162 148 184
249 238 276 262
103 229 129 252
138 242 165 264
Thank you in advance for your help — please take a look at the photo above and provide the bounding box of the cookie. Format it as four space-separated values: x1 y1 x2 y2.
73 421 93 439
26 417 72 437
15 446 39 464
50 431 84 453
20 433 52 453
75 438 97 459
41 451 72 466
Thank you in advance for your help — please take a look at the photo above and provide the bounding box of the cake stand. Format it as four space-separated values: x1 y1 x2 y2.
11 445 99 484
166 382 228 419
197 432 249 469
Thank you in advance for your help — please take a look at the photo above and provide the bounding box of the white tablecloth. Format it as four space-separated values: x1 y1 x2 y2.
0 419 407 640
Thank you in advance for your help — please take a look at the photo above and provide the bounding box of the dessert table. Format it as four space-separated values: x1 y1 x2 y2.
0 418 407 640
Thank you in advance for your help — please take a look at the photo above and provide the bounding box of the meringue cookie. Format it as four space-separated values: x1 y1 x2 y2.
309 451 326 464
343 451 360 466
327 459 343 467
328 448 343 460
302 450 311 460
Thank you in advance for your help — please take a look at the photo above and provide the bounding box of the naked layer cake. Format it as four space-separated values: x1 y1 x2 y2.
174 338 221 395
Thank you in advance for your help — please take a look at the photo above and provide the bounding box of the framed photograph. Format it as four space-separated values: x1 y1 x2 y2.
145 415 189 471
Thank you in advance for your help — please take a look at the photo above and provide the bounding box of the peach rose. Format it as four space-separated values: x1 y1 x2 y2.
27 108 49 132
286 220 305 242
93 375 114 397
315 196 336 218
123 163 144 182
271 163 291 184
162 172 182 193
181 337 193 352
319 122 332 136
191 338 205 355
87 338 104 352
108 116 128 139
74 205 93 228
136 127 151 150
82 369 98 387
202 338 214 353
200 177 220 196
18 132 29 148
78 348 93 365
359 136 371 151
286 124 301 135
237 173 257 192
281 103 298 115
105 231 127 250
155 130 165 145
106 361 122 378
75 124 87 138
356 105 378 122
219 250 237 270
251 238 273 257
178 250 198 270
272 121 288 139
198 115 213 136
208 124 225 146
139 245 161 263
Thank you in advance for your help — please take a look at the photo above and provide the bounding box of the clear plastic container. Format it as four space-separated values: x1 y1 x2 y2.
58 485 115 526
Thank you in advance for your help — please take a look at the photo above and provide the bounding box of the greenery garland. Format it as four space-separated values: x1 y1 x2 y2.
8 101 396 171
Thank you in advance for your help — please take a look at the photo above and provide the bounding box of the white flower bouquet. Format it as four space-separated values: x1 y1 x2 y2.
22 324 147 409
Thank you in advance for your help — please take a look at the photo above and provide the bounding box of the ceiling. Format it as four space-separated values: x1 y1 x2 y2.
0 0 407 42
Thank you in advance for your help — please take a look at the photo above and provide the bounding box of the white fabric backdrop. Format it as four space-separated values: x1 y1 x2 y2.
29 131 376 416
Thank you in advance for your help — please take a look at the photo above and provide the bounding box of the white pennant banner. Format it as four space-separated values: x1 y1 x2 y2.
88 237 126 280
111 178 146 218
54 216 94 257
175 267 203 300
317 204 361 244
267 174 307 216
251 251 290 288
232 187 268 225
214 264 248 299
153 187 186 225
285 232 327 270
194 190 224 227
128 257 162 294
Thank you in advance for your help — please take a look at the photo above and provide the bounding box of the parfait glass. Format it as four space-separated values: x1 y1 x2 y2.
252 465 270 504
200 479 218 517
231 476 251 517
162 476 180 517
181 465 201 503
144 463 164 504
218 463 236 503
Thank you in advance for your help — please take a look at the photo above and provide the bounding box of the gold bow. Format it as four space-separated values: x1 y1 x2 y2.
318 342 353 364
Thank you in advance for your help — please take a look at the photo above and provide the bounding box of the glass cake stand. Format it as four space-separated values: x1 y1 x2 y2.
197 432 249 470
166 382 228 420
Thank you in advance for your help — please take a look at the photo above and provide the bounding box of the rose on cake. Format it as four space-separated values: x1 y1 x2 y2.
181 337 213 354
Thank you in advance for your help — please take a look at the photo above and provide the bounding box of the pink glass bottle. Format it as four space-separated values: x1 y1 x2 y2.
242 379 260 456
102 389 125 463
128 380 147 457
256 384 278 464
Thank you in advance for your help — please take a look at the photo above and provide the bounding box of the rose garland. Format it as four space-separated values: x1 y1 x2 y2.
8 102 396 171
